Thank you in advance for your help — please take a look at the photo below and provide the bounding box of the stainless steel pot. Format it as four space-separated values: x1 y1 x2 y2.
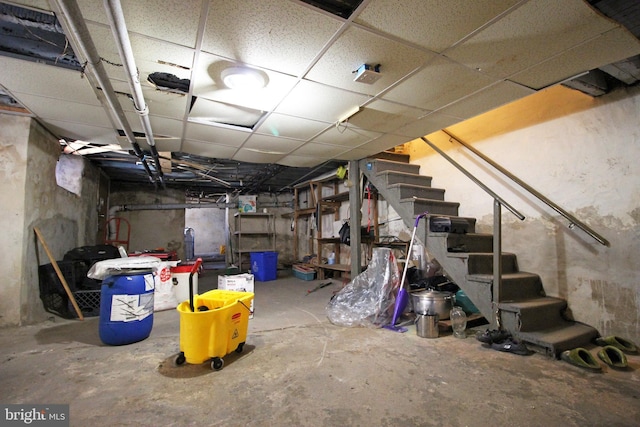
411 290 454 319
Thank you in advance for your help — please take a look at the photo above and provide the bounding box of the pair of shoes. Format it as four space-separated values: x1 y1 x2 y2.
594 336 638 354
491 338 532 356
597 345 628 369
476 329 511 344
560 348 601 371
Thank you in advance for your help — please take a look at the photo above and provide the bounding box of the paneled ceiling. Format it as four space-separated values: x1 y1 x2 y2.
1 0 639 195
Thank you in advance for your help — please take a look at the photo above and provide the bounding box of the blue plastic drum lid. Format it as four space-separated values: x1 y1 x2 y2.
99 271 155 346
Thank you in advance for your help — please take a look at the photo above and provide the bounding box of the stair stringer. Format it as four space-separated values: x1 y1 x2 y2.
360 158 495 320
361 158 599 357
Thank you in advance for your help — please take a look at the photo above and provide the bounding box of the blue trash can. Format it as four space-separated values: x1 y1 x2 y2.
250 251 278 281
99 271 155 345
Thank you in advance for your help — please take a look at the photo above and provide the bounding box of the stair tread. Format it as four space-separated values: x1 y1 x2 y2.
447 251 516 259
499 296 566 310
467 271 539 283
388 182 442 190
515 322 598 346
400 197 459 205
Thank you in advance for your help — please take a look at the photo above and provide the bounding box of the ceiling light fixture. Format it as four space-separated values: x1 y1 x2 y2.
221 66 267 90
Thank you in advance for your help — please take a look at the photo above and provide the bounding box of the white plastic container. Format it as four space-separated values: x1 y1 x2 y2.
170 265 199 304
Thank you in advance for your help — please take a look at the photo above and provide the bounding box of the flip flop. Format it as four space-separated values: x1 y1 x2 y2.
594 335 638 354
560 348 601 371
597 345 628 369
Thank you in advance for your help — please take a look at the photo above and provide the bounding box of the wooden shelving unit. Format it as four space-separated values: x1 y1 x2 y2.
233 212 275 272
290 175 378 279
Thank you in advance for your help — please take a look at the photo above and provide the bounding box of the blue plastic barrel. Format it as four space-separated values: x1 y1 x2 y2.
99 271 155 345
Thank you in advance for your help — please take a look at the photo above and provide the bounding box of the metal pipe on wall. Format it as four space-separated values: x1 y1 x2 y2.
51 0 157 185
104 0 165 186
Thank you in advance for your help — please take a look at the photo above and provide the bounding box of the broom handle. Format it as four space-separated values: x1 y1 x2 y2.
34 227 84 320
399 212 428 290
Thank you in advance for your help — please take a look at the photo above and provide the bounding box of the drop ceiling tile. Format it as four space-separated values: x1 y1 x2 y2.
201 0 342 75
437 81 535 120
192 53 298 111
87 24 195 83
275 80 371 123
335 147 375 161
511 27 640 89
181 139 239 158
144 89 189 121
189 97 264 128
78 0 201 47
354 0 521 53
278 154 334 168
184 121 249 147
15 94 111 127
288 142 350 158
393 111 462 138
146 138 181 153
382 56 498 111
233 148 283 164
242 134 305 154
0 57 100 106
357 134 412 153
45 120 119 146
444 0 620 80
346 100 429 133
148 117 184 140
313 123 382 147
306 26 433 96
254 113 330 140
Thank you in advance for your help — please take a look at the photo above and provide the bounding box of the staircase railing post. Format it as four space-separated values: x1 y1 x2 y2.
493 199 502 329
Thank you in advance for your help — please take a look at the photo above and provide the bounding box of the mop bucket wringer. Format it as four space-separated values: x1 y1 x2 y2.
175 259 254 370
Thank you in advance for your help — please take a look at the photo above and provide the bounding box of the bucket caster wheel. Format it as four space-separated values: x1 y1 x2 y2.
235 342 245 354
175 352 186 366
211 357 224 371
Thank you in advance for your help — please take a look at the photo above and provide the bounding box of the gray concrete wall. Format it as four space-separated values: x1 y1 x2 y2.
406 85 640 344
0 116 101 326
0 115 29 327
185 206 226 256
109 188 186 260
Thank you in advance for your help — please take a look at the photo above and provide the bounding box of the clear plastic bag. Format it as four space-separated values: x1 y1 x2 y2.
87 256 166 280
326 247 400 328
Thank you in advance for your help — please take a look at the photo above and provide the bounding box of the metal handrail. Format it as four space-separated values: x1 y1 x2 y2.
421 136 526 328
442 129 610 247
420 137 525 220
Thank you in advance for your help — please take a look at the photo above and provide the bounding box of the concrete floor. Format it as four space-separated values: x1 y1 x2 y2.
1 270 639 427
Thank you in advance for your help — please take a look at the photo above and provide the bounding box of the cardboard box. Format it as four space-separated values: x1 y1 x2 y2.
238 195 257 213
218 273 255 318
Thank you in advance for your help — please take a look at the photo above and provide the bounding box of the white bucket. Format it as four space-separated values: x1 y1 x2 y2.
170 265 198 304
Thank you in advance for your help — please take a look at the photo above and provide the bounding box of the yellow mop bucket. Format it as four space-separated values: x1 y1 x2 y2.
174 260 254 370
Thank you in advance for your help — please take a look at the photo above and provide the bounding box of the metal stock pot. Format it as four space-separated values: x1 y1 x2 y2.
411 290 454 319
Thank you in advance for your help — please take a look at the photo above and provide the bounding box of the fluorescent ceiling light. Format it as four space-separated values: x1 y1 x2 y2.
221 66 267 90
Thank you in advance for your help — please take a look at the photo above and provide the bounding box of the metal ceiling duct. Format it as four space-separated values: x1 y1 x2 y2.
104 0 165 186
50 0 158 185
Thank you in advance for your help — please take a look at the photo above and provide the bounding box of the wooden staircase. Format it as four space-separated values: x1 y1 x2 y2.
361 156 598 358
